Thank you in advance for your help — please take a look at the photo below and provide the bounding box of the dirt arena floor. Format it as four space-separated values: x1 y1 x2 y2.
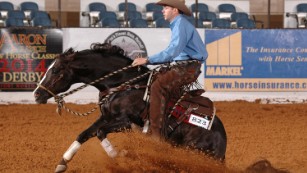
0 101 306 173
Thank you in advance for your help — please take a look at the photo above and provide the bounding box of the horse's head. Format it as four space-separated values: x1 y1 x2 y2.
33 48 76 104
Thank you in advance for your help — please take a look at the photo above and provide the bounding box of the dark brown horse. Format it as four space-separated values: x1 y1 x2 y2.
33 43 227 172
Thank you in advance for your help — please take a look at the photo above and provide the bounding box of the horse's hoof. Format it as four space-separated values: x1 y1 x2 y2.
55 164 67 173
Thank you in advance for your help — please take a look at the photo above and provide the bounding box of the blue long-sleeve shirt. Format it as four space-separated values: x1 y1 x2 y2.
148 14 208 64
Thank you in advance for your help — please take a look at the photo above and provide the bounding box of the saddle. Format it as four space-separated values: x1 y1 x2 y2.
166 89 215 131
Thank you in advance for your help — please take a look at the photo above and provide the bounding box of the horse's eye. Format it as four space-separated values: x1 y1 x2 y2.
52 67 60 74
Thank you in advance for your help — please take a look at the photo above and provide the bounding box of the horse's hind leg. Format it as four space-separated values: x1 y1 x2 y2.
55 116 105 173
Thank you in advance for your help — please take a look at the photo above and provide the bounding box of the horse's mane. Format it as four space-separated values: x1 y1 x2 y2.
61 43 125 58
90 42 125 56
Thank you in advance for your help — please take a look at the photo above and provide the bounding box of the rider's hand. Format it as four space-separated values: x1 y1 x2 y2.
132 57 148 66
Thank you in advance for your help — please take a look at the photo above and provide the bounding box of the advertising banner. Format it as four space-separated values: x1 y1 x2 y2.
205 29 307 91
0 28 63 91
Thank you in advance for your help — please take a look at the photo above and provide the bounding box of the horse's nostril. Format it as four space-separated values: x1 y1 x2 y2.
34 91 40 98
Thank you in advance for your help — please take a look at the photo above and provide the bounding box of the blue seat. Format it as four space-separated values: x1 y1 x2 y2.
191 3 209 13
129 18 148 28
7 10 26 19
212 18 231 28
125 11 142 20
154 18 169 28
20 2 39 11
230 12 249 28
32 11 50 19
184 15 203 28
117 2 137 22
296 3 307 28
198 11 216 28
118 2 137 12
218 3 236 19
297 3 307 12
0 1 14 11
152 11 163 21
218 4 236 13
87 2 107 27
0 1 14 19
31 11 52 27
20 2 39 21
236 18 256 29
99 11 117 20
89 2 106 12
199 11 216 21
5 17 24 27
32 16 52 27
101 17 120 28
146 3 162 12
145 2 163 20
231 12 248 21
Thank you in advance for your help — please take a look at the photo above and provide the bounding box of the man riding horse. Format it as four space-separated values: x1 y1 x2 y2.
132 0 208 140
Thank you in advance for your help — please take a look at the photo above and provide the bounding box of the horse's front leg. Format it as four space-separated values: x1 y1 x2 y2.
55 116 106 173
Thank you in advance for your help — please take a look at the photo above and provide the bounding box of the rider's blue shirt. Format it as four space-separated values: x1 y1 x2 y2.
148 14 208 64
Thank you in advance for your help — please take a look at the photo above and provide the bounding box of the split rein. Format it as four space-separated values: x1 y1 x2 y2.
37 65 152 116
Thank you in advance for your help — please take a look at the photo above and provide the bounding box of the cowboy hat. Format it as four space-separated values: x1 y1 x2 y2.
156 0 192 16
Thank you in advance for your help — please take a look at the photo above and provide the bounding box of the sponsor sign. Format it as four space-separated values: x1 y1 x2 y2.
0 28 63 91
205 29 307 91
105 30 147 60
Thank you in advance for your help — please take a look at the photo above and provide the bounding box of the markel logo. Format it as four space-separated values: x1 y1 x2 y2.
206 32 243 76
105 30 147 60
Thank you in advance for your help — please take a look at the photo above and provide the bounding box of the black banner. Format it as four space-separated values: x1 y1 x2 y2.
0 28 63 91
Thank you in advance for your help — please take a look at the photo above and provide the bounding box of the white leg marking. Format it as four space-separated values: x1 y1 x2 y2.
101 138 117 158
63 141 81 161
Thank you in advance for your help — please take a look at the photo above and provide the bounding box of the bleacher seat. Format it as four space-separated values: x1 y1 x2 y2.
154 18 169 28
296 3 307 28
212 18 231 28
89 2 107 12
126 11 142 20
191 3 209 18
88 2 107 27
101 17 120 28
99 11 117 21
119 11 142 27
32 17 52 27
117 2 137 21
20 1 39 22
184 15 203 28
5 17 24 27
31 11 52 27
8 10 25 19
218 3 236 20
129 18 148 28
7 10 28 26
230 12 249 28
152 11 163 21
0 1 14 19
236 18 256 29
198 11 216 28
145 3 163 21
118 2 137 12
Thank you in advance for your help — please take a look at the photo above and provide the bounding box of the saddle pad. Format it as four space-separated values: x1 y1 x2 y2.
167 98 213 128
